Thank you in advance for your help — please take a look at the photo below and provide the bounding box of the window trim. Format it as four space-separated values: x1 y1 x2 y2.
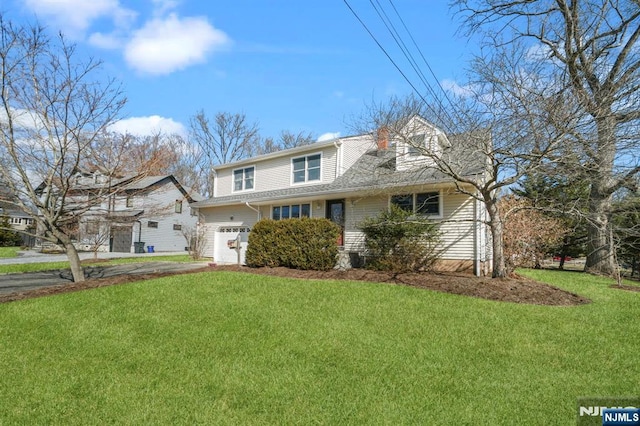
390 189 443 219
126 196 134 208
175 200 183 214
148 221 159 228
232 165 256 192
407 134 425 157
291 152 322 185
271 203 312 220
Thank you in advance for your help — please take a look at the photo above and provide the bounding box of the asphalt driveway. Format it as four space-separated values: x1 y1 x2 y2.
0 262 208 295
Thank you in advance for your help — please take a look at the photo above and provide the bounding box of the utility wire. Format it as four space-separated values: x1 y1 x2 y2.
343 0 435 115
368 0 457 130
386 0 463 122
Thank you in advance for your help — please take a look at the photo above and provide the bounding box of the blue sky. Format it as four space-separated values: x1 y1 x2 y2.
6 0 475 141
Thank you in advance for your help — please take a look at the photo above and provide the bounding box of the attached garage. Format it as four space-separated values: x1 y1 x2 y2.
110 226 132 253
214 226 251 264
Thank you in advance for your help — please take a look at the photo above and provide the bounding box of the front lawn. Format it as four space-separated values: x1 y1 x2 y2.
0 270 637 424
0 247 20 258
0 254 199 274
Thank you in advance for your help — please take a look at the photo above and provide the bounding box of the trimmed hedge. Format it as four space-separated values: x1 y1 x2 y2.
245 218 340 271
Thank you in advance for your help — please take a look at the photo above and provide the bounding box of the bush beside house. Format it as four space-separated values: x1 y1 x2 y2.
246 218 340 271
359 205 441 272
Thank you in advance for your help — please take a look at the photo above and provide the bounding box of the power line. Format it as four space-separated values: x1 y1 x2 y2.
342 0 436 116
385 0 462 121
344 0 466 132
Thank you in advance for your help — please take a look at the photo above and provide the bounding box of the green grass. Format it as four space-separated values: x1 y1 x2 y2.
0 254 200 274
0 269 638 424
0 246 20 258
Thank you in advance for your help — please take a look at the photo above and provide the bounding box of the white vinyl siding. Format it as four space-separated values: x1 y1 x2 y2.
214 147 337 197
342 190 476 261
130 185 197 252
199 205 260 261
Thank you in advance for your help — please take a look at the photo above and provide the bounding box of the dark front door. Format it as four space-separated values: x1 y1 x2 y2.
110 226 132 252
326 199 345 246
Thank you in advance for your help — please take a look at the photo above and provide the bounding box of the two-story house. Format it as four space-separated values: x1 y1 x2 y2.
37 171 199 254
192 116 492 275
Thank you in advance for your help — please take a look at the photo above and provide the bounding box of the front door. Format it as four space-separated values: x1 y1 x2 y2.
326 199 345 246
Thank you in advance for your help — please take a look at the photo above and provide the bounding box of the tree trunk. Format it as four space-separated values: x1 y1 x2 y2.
486 199 508 278
585 115 617 276
65 243 85 282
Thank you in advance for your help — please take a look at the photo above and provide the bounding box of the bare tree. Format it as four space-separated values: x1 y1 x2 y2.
80 218 111 260
454 0 640 275
355 61 567 277
257 130 315 155
188 111 260 197
0 17 126 282
181 215 208 260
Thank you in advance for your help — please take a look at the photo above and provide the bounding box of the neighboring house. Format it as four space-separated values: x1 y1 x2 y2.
1 209 35 232
36 171 198 253
191 116 492 275
0 204 36 246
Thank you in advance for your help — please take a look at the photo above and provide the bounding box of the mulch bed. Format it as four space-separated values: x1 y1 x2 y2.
1 265 590 306
609 284 640 293
213 265 589 306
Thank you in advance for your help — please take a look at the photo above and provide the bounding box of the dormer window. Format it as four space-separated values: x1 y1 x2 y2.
292 153 321 184
407 134 425 156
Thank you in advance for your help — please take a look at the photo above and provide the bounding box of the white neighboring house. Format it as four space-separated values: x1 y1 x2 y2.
37 172 199 254
191 116 493 275
0 205 36 246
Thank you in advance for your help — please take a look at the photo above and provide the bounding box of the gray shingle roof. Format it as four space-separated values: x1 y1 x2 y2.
192 145 485 208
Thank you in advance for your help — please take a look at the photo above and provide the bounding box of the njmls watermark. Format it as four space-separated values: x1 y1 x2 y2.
577 397 640 426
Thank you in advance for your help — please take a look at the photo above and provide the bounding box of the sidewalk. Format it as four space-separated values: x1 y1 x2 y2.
0 250 192 265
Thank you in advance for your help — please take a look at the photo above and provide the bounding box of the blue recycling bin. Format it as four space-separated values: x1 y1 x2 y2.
147 246 154 253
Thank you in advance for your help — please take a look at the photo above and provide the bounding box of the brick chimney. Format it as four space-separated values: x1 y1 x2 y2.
376 126 389 150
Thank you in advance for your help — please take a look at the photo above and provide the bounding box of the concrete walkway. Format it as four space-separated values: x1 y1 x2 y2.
0 250 191 265
0 261 210 295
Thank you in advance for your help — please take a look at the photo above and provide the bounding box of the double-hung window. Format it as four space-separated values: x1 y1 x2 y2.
292 154 321 184
407 134 425 156
391 191 441 217
233 166 255 191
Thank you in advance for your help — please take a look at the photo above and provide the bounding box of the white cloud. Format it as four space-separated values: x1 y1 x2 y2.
24 0 136 38
440 79 475 98
87 32 123 50
109 115 186 137
317 132 340 142
151 0 181 17
123 13 230 75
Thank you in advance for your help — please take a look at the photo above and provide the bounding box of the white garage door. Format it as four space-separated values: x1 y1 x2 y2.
215 226 251 264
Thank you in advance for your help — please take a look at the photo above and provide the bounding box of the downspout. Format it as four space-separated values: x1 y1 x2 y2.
245 201 261 221
211 169 218 198
474 197 480 277
136 220 142 243
333 139 341 177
